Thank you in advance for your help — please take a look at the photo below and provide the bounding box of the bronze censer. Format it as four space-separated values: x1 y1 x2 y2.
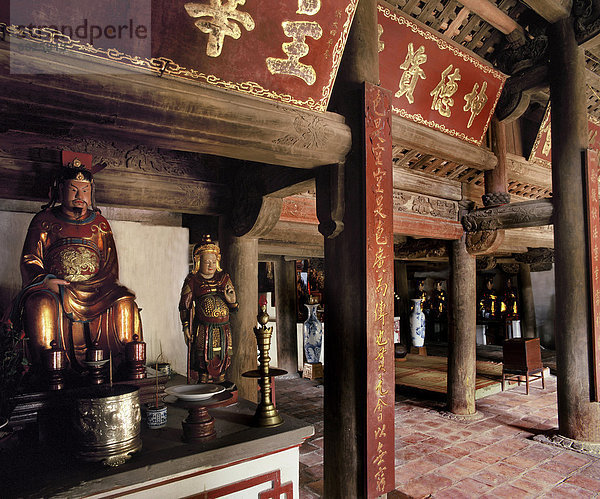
72 384 142 466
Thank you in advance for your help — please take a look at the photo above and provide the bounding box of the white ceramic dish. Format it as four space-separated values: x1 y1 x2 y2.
164 384 225 401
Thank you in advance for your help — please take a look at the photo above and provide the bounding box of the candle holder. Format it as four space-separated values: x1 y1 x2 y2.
43 340 67 391
84 341 108 385
243 306 287 427
125 334 146 380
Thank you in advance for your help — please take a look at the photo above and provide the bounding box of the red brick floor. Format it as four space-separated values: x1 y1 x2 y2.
276 372 600 498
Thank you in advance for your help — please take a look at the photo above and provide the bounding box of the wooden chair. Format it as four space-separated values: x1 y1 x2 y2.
501 338 545 395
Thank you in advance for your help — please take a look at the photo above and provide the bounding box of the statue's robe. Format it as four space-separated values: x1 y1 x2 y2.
179 271 237 383
15 207 141 373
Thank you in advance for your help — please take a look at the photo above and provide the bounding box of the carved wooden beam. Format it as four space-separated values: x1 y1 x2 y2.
514 247 555 264
462 198 554 231
394 239 449 260
391 115 497 170
0 44 351 170
520 0 571 23
496 65 549 122
466 229 505 255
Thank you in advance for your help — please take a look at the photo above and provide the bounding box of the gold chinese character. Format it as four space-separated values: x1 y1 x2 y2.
374 299 388 325
463 81 488 128
375 424 387 439
185 0 255 58
375 378 389 397
374 397 388 414
430 65 461 117
395 43 427 104
266 21 323 85
373 246 386 270
296 0 321 15
376 275 388 297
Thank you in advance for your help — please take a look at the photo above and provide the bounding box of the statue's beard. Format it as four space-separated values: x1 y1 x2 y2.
73 204 86 219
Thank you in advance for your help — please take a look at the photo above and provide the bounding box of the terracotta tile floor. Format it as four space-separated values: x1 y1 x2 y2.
276 354 600 498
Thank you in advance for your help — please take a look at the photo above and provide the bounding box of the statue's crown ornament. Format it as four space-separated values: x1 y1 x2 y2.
192 235 223 273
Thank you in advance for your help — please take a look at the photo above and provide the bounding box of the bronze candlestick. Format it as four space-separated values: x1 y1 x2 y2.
125 334 146 380
84 341 108 385
43 340 67 390
243 306 286 427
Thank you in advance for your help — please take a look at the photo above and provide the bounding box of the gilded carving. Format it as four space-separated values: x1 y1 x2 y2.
395 42 427 104
266 21 323 85
184 0 255 57
430 64 460 118
463 81 488 128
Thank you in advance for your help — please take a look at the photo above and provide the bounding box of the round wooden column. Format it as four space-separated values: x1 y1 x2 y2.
518 263 537 339
448 231 477 414
483 117 510 207
218 222 259 403
549 17 600 442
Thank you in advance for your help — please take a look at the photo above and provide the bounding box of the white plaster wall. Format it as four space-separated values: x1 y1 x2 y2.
530 266 556 349
111 221 189 375
0 210 190 376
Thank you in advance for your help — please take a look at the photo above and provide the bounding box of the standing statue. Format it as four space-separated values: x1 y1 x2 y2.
501 278 519 319
478 277 498 319
179 236 238 384
11 153 142 379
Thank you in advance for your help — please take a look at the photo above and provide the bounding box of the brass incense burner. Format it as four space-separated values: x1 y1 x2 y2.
243 306 286 427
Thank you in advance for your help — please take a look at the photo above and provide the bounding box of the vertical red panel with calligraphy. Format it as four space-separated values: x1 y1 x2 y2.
585 149 600 401
364 82 395 497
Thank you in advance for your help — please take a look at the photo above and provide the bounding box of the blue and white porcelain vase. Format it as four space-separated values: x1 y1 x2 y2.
409 298 426 347
303 303 323 364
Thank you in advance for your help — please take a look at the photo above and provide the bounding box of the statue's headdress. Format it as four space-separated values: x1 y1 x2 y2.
192 235 222 273
42 151 106 212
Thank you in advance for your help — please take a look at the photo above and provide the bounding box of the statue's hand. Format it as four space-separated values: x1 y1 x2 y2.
44 277 70 294
183 325 191 344
224 282 236 304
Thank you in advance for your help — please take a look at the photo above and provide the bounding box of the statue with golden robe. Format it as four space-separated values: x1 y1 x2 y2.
11 154 142 379
179 236 238 384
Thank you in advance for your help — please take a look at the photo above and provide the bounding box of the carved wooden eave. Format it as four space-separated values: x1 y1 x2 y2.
462 198 553 231
0 43 351 170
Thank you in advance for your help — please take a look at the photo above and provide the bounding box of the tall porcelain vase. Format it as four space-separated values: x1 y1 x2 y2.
303 304 323 364
409 298 426 348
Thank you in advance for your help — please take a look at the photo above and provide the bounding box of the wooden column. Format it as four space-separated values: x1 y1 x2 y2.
518 263 537 339
395 260 410 347
448 230 477 414
273 257 299 377
218 222 259 403
549 18 600 442
483 117 510 207
320 1 391 496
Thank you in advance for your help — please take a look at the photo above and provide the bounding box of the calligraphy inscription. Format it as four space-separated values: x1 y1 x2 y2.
365 82 394 497
185 0 255 57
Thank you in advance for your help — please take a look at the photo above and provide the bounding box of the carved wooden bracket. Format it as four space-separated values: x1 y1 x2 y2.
316 163 345 239
476 255 497 271
514 247 555 264
496 65 549 123
462 198 553 232
394 239 449 259
466 229 505 255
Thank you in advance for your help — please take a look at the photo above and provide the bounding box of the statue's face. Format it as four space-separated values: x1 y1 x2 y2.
61 179 92 219
199 253 218 278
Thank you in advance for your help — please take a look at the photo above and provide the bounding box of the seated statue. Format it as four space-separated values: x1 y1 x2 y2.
179 236 238 384
11 155 142 379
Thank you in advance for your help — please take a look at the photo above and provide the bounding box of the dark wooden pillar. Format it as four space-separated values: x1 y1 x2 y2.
518 263 537 339
395 260 410 347
218 222 259 403
448 230 477 414
320 0 381 496
483 117 510 207
549 17 600 442
273 257 299 377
